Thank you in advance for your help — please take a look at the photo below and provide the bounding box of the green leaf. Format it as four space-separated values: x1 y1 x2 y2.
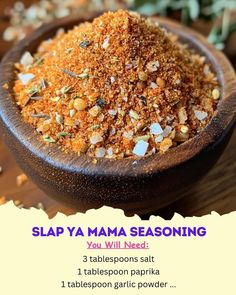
188 0 200 20
181 6 190 24
208 26 221 44
57 132 71 138
215 42 225 50
137 3 159 15
43 135 56 143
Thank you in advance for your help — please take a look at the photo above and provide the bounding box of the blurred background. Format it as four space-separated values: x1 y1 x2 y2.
0 0 236 218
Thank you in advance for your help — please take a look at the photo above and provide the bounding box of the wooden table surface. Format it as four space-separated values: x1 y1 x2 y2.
0 1 236 219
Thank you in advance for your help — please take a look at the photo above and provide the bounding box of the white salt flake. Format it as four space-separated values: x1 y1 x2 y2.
150 123 163 135
152 148 156 154
102 37 110 49
107 147 113 157
175 79 181 85
110 76 115 84
155 134 164 143
95 147 106 158
18 73 35 85
163 126 172 137
150 82 158 89
133 140 149 157
20 51 34 67
125 64 132 70
90 133 103 145
110 127 116 136
194 110 208 121
69 109 76 117
123 130 134 139
108 110 117 117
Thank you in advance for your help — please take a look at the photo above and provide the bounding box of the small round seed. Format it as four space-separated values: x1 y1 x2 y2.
180 125 189 134
73 98 87 111
138 71 148 81
156 77 165 88
212 88 220 100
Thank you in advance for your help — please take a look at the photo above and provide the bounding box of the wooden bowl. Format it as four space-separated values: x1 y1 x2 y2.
1 14 236 215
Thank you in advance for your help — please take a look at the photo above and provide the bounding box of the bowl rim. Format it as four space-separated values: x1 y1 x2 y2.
0 13 236 178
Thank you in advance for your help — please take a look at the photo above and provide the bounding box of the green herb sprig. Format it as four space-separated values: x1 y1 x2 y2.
132 0 236 49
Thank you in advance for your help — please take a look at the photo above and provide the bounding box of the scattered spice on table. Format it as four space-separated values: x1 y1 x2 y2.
13 10 220 159
2 83 9 90
3 0 127 42
16 173 28 186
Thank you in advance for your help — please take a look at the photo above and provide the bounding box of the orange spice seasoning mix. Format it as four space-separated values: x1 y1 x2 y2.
13 10 220 159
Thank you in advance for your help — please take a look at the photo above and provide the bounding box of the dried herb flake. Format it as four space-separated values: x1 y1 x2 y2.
96 98 106 108
79 40 90 49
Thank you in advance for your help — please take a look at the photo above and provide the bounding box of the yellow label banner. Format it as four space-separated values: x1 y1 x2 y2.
0 203 235 294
